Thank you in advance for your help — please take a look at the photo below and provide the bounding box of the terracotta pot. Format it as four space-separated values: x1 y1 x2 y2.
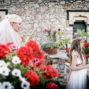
43 48 58 55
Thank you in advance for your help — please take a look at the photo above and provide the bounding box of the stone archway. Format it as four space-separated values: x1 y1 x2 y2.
67 10 89 38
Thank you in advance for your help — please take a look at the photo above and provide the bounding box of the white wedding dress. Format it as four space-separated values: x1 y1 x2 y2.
67 50 88 89
0 19 22 48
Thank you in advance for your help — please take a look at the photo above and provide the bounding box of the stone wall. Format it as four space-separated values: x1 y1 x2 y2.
0 0 89 45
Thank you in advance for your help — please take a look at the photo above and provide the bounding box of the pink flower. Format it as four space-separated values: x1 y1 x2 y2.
34 58 40 65
44 29 48 32
7 42 18 52
53 30 57 34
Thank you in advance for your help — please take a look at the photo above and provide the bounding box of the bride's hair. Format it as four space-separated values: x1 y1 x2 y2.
69 34 86 63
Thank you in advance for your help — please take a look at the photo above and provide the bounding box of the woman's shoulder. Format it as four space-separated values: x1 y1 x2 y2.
72 50 79 56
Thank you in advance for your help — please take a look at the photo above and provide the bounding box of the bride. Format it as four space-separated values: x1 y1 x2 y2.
0 14 33 48
67 34 89 89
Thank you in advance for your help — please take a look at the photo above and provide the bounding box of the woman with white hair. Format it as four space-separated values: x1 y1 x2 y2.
0 14 33 48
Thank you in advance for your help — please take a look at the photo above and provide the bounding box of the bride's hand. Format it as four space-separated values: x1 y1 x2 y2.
86 64 89 68
28 33 34 41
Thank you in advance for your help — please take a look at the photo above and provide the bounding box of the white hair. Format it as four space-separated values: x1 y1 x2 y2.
5 14 22 23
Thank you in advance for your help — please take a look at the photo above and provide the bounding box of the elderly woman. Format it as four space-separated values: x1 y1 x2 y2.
0 14 32 48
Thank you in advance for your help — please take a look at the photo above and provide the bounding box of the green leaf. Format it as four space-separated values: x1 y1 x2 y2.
77 29 89 39
41 42 57 49
58 32 63 36
34 69 45 86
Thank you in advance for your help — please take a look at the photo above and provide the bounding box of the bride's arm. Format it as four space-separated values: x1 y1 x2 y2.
20 33 33 44
71 55 89 71
26 33 33 41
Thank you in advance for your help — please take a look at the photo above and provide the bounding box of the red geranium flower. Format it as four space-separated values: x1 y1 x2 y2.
85 54 89 59
26 40 40 52
46 65 58 79
34 50 45 60
46 82 60 89
24 70 39 86
0 44 11 59
7 42 18 52
58 73 61 76
84 42 89 48
66 48 70 53
40 65 47 77
17 46 34 66
33 58 43 67
41 65 60 79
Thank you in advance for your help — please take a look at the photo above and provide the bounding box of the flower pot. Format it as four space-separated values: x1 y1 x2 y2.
43 48 58 55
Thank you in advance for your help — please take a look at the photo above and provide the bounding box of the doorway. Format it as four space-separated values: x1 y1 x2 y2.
73 21 86 35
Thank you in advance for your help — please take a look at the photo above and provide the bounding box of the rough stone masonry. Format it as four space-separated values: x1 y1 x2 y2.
0 0 89 45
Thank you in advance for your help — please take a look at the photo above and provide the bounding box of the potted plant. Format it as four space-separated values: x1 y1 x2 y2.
56 38 70 50
41 29 58 55
41 42 58 55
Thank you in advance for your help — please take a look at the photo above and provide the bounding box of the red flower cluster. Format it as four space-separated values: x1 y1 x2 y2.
26 40 40 52
85 54 89 59
7 42 18 52
46 65 59 79
17 40 45 66
0 44 10 59
34 50 45 59
84 42 89 48
24 70 39 86
65 48 70 53
33 50 45 66
17 46 34 66
46 82 60 89
65 48 70 57
41 65 61 79
40 65 47 77
84 42 89 59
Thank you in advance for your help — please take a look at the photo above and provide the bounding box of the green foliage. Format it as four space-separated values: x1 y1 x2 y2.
41 42 57 49
15 64 29 77
57 31 70 50
47 30 57 42
6 51 17 60
77 29 89 40
5 52 29 77
84 47 89 55
34 69 45 89
46 60 53 65
0 54 30 88
56 38 70 50
58 32 63 37
52 33 56 42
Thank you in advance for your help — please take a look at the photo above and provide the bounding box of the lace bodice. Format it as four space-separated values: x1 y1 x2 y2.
72 50 86 65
